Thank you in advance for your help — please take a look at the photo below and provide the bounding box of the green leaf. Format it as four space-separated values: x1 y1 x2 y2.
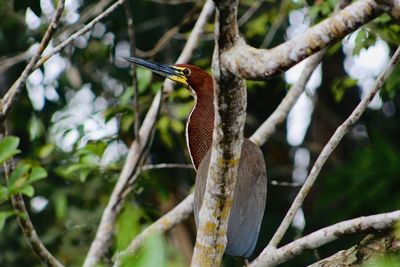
0 211 15 232
0 136 20 164
28 115 45 141
332 77 358 102
38 143 55 158
353 29 377 56
170 119 184 134
121 113 135 133
157 116 174 149
20 185 35 197
9 163 31 188
54 192 68 221
28 166 47 183
0 186 9 204
137 68 152 93
78 141 107 157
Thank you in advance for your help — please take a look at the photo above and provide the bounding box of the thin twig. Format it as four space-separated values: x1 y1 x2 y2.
0 0 65 119
141 163 194 171
0 51 30 74
142 163 298 186
260 0 288 48
83 2 214 267
4 167 64 267
250 50 325 146
149 0 196 4
238 0 263 26
136 3 200 58
269 180 302 188
123 1 140 140
256 46 400 260
250 210 400 267
34 0 126 71
1 129 64 267
60 0 113 36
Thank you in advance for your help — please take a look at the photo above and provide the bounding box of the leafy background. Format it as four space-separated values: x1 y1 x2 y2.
0 0 399 266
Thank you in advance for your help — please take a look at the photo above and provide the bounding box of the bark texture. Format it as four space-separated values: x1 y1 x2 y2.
191 0 247 266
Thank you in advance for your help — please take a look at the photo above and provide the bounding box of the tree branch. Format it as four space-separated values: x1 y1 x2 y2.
34 0 127 71
0 0 65 119
309 233 399 266
223 0 387 80
252 45 400 266
10 193 64 267
250 50 325 146
135 3 200 58
1 136 64 267
82 1 215 266
123 1 140 140
251 211 400 267
260 0 288 48
191 0 246 266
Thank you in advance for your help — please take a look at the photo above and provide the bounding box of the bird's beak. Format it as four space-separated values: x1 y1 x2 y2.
123 56 188 86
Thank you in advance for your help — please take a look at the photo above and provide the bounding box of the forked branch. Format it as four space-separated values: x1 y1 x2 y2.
252 46 400 266
252 210 400 266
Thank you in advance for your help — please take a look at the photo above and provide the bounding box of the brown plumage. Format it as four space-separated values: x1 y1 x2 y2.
175 64 268 258
124 57 267 259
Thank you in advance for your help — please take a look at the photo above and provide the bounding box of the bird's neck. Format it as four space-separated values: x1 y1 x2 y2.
186 92 214 170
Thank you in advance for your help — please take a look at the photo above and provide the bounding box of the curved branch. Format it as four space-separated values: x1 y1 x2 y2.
251 210 400 267
223 0 386 79
253 46 400 265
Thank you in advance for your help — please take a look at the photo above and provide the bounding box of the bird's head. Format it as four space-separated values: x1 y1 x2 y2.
123 57 213 96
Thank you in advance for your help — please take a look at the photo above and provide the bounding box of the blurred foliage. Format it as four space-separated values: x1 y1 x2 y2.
0 0 400 267
364 255 400 267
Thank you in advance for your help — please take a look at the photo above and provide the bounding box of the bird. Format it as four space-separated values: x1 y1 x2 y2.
123 56 267 259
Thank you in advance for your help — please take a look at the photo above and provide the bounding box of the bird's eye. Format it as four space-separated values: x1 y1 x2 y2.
182 68 190 76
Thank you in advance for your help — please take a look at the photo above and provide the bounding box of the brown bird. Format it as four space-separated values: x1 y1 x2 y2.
124 57 267 259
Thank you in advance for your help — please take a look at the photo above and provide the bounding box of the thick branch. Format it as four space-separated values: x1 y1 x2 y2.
251 211 400 267
191 0 245 266
252 46 400 266
309 233 399 266
83 2 214 267
223 0 385 79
